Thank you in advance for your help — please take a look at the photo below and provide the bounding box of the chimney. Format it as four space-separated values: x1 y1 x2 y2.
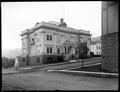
60 18 64 24
35 22 39 26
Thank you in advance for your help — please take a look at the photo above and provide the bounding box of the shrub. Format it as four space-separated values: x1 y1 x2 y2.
2 57 15 68
78 42 89 59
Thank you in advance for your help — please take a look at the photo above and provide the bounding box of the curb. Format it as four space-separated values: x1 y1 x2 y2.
47 70 118 78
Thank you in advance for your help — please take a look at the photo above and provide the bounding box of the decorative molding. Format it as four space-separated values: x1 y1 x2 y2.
21 23 91 36
41 30 46 33
44 44 54 47
53 33 57 35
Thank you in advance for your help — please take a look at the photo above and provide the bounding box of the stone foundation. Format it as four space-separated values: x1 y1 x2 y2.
101 32 118 73
20 54 64 66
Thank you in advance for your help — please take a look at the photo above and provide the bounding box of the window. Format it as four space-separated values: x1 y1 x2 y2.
47 35 52 41
50 47 52 53
64 47 67 54
47 47 49 53
31 38 35 45
47 57 53 63
57 48 60 54
50 35 52 41
47 47 52 54
37 57 40 63
47 35 49 40
75 48 77 54
96 46 98 50
32 38 34 42
23 58 25 63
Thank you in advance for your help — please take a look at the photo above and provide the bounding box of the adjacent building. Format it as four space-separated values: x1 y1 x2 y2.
101 1 118 73
90 37 101 55
19 18 91 66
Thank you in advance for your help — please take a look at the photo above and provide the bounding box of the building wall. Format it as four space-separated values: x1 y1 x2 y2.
20 21 91 66
101 1 118 73
96 42 101 55
21 35 28 56
90 43 101 55
101 32 118 72
42 28 91 55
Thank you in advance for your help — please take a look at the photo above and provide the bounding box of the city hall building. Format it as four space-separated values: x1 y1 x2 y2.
19 19 91 66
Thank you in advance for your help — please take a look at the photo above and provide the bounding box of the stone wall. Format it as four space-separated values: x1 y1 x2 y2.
101 32 118 73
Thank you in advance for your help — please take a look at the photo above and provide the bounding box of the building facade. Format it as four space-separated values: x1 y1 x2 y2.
101 1 118 73
90 37 101 55
19 19 91 66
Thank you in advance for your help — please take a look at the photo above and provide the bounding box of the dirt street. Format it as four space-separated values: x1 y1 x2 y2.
2 70 118 90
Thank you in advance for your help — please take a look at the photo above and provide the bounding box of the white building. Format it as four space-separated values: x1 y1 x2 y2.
90 37 101 55
20 18 91 66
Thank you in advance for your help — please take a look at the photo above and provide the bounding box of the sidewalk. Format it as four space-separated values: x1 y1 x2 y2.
2 68 20 74
47 69 118 78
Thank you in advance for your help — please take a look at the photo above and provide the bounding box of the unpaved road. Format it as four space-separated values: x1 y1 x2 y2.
2 70 118 90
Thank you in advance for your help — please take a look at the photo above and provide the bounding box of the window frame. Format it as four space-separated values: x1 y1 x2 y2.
57 48 60 54
47 47 52 54
46 34 52 41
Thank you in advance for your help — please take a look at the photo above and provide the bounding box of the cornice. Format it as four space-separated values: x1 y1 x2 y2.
21 22 91 36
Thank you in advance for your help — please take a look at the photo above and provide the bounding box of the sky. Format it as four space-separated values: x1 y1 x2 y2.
2 1 101 50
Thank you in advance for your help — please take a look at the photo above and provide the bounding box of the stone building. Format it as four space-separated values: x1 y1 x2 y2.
101 1 118 73
90 37 101 55
19 18 91 66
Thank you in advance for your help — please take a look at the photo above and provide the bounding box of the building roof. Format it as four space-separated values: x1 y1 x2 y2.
47 21 60 26
20 20 92 36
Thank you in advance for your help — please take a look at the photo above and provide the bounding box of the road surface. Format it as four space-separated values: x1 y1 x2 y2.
2 70 118 90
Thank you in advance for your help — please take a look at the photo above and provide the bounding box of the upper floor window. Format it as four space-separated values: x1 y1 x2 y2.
31 38 35 45
97 46 98 50
47 35 49 40
64 47 67 54
47 35 52 41
50 35 52 41
47 47 52 54
99 46 101 50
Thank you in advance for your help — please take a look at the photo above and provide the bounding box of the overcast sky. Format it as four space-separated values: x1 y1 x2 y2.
2 1 101 50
